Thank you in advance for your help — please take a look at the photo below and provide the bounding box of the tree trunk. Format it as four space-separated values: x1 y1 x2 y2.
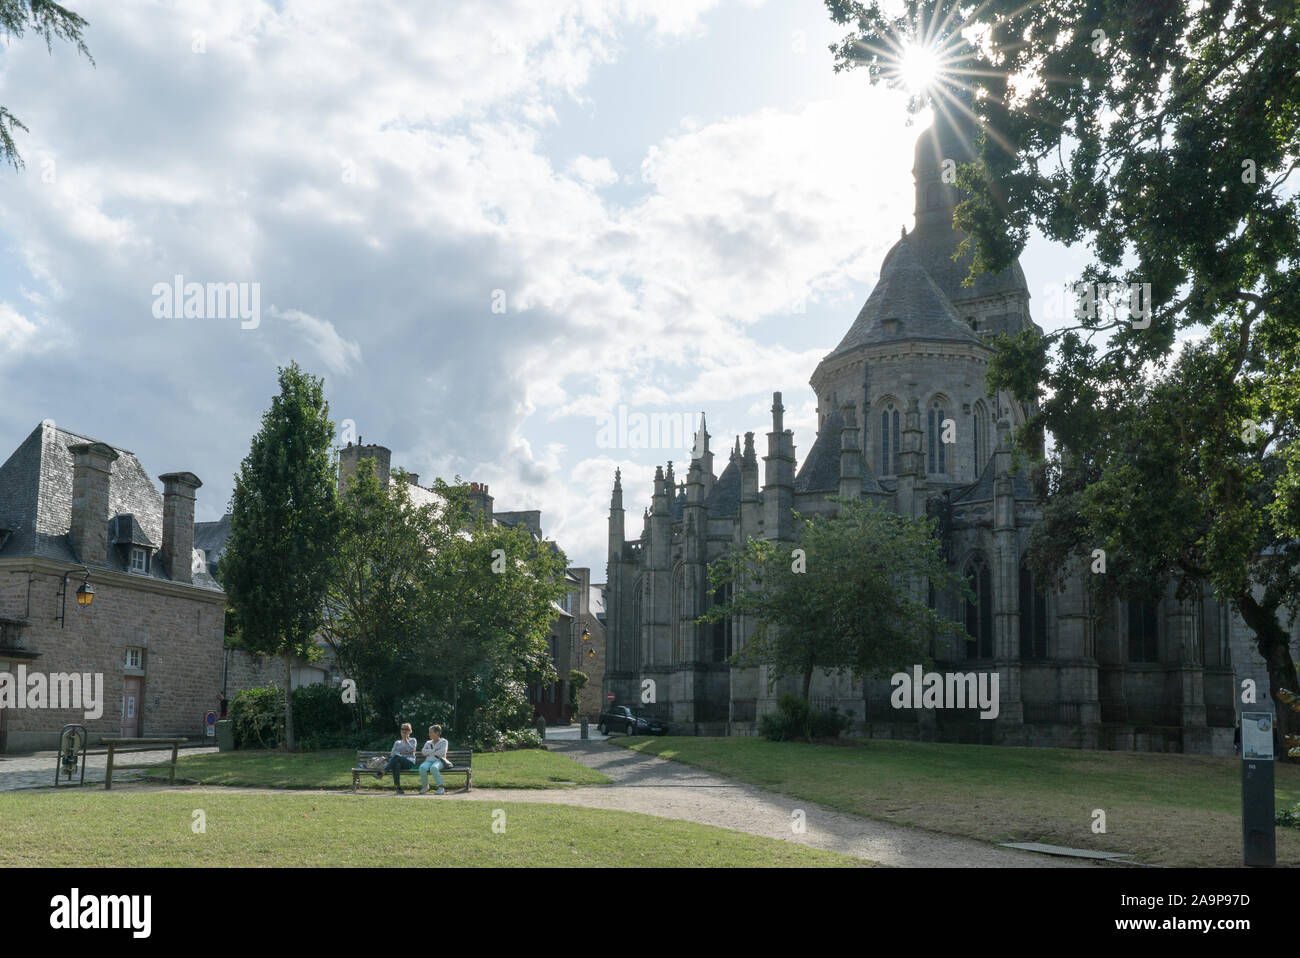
1238 590 1298 762
284 651 296 751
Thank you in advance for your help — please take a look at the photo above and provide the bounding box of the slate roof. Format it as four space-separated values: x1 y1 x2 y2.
950 458 1035 503
827 233 984 361
706 459 742 518
0 421 222 591
793 407 885 495
194 513 232 576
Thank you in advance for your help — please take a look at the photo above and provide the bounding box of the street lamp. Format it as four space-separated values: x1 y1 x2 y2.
55 567 93 628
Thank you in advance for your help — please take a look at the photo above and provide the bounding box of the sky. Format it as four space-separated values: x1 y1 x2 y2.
0 0 1091 576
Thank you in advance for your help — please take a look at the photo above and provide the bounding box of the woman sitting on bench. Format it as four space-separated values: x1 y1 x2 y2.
380 723 419 793
418 724 449 795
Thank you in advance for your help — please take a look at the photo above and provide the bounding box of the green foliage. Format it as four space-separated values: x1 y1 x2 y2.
0 0 94 169
703 497 968 700
221 362 340 750
393 692 455 736
758 693 852 742
229 686 286 750
291 683 358 751
1277 802 1300 829
568 669 589 709
826 0 1300 752
321 467 565 745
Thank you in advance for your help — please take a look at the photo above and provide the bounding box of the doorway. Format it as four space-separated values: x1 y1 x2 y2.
121 676 142 737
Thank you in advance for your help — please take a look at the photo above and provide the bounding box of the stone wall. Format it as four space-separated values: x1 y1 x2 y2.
0 562 225 751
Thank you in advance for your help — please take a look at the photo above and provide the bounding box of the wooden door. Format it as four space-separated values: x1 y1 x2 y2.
121 676 142 737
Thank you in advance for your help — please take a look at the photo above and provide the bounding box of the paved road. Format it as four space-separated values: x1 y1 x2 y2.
0 747 220 791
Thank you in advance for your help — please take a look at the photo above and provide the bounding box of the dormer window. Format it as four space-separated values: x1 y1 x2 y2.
130 547 148 573
883 318 901 336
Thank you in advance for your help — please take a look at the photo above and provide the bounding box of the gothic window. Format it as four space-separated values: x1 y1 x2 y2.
879 403 900 476
1018 564 1048 659
972 401 987 476
710 584 733 663
1128 600 1159 663
927 400 948 475
964 555 994 659
671 566 685 662
1200 595 1229 668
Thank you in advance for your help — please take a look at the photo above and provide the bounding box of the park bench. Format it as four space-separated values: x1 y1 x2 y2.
351 749 473 793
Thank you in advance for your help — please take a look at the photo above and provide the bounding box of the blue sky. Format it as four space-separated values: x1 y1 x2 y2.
0 0 1090 574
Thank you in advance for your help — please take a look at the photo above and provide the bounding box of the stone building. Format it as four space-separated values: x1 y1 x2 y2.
603 113 1299 753
0 422 225 751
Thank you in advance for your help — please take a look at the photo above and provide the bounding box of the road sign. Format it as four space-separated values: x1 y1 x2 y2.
205 710 217 737
606 693 615 702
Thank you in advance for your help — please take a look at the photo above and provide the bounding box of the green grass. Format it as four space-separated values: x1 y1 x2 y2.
619 736 1300 867
141 748 611 790
0 791 865 867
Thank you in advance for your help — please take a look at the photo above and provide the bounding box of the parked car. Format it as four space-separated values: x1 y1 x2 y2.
598 705 668 736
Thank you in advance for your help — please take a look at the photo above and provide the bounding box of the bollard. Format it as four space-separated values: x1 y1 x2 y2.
580 717 589 740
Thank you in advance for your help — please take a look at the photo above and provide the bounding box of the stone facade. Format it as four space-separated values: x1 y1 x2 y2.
603 114 1300 754
0 422 226 751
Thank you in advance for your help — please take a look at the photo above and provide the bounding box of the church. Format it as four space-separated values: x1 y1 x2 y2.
602 111 1289 755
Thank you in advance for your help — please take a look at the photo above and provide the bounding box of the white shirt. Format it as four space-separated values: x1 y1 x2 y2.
421 738 449 763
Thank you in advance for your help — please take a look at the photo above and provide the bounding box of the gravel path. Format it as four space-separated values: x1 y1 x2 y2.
442 741 1092 868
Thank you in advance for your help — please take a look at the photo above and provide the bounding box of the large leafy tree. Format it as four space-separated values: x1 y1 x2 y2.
826 0 1300 750
704 498 968 701
221 362 340 751
1 0 94 168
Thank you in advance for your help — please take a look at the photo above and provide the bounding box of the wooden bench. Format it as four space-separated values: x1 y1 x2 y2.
351 749 472 792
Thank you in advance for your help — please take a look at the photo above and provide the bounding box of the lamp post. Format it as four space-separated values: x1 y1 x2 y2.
55 567 94 629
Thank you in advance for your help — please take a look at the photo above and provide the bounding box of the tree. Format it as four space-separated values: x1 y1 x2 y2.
321 459 459 727
827 0 1300 751
703 498 968 701
1 0 94 169
221 362 339 751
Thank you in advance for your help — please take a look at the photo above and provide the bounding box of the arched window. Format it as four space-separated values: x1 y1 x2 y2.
964 556 994 659
710 584 733 663
1018 564 1048 659
1128 600 1159 663
671 566 685 663
1200 594 1229 668
879 402 900 475
927 400 948 475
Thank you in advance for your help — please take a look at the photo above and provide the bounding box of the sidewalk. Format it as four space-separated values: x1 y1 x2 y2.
0 746 220 791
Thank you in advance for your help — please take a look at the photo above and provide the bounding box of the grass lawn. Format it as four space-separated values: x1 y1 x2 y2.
0 791 865 867
620 736 1300 868
142 748 611 790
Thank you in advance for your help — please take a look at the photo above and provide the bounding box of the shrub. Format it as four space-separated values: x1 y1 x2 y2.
292 682 355 740
229 685 285 749
392 692 454 737
1278 802 1300 829
501 728 544 750
758 694 851 743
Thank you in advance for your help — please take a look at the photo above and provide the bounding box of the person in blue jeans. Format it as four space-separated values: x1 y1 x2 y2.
418 724 449 795
380 723 418 793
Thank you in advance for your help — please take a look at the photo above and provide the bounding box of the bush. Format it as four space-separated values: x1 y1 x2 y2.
292 682 355 739
1278 802 1300 829
758 693 851 742
501 728 544 750
230 685 285 749
392 692 454 737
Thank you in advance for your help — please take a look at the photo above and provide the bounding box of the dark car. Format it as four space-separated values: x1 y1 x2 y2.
598 705 668 736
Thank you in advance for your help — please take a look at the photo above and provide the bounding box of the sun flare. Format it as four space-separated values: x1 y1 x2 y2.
898 43 942 94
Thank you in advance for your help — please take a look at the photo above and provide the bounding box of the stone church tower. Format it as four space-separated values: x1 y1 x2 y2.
603 110 1268 754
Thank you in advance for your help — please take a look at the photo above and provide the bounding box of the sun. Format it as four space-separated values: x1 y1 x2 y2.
898 43 942 94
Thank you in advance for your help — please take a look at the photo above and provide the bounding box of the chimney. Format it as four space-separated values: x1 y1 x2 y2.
68 442 119 566
159 472 202 584
467 482 494 522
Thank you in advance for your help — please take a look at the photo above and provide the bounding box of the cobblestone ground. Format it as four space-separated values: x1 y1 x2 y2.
0 747 220 791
